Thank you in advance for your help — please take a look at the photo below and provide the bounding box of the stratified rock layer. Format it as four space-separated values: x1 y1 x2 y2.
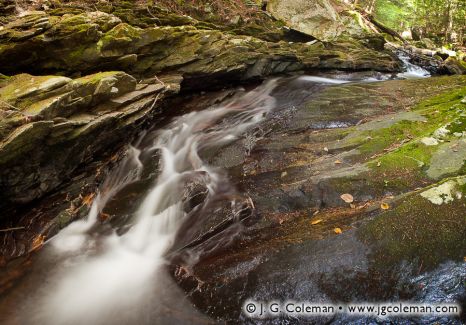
0 11 400 81
0 70 182 207
0 9 402 211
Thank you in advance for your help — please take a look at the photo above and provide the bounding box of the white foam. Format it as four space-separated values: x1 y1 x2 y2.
298 76 351 84
34 80 279 325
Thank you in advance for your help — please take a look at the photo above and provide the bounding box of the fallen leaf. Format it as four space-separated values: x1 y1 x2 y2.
323 147 329 152
30 235 45 251
281 171 288 178
82 193 95 207
334 160 342 164
340 193 354 203
311 219 322 225
313 210 320 216
350 203 356 209
377 161 381 167
334 228 342 234
357 202 370 210
100 213 110 222
381 202 390 210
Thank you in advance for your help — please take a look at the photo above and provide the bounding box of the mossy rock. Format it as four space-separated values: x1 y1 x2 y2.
294 76 466 206
361 176 466 270
0 10 401 77
443 57 466 75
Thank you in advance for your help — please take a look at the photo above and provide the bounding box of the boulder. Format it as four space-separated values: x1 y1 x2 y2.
0 70 181 209
442 57 466 75
0 11 401 82
0 8 401 215
266 0 373 41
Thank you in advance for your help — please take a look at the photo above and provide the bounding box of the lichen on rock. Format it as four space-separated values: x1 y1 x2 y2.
420 177 465 205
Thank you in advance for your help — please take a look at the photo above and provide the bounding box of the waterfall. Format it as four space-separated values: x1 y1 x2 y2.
24 80 278 325
396 51 431 79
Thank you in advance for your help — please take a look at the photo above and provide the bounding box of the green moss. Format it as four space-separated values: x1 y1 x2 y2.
97 23 142 52
360 179 466 270
68 45 88 62
357 86 464 186
447 115 465 134
326 83 466 196
0 121 54 165
0 74 63 106
414 86 466 111
358 120 423 155
55 14 98 38
56 210 74 229
360 85 466 159
74 71 121 84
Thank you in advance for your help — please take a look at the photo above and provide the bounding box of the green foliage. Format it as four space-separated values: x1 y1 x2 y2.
373 0 411 31
357 0 465 46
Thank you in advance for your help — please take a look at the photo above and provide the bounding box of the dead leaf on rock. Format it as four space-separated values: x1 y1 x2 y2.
82 193 95 207
381 202 390 210
100 213 110 222
357 202 370 210
311 219 322 225
340 193 354 203
334 228 342 234
31 235 46 251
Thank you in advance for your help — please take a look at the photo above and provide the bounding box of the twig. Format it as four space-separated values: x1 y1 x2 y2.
146 5 160 25
0 99 20 111
0 226 25 232
149 92 162 110
153 75 166 87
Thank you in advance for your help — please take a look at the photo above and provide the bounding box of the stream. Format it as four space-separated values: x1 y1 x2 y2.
0 62 463 325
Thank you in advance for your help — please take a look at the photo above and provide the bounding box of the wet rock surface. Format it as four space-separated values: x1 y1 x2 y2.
172 75 466 324
0 2 464 324
0 73 464 325
0 5 401 219
0 4 402 260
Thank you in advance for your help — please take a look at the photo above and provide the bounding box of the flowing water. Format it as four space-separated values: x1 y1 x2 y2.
1 79 280 325
1 67 460 324
396 51 431 79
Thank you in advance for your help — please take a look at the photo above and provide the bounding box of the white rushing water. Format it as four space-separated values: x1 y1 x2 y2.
396 51 431 79
298 76 351 84
27 80 278 325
